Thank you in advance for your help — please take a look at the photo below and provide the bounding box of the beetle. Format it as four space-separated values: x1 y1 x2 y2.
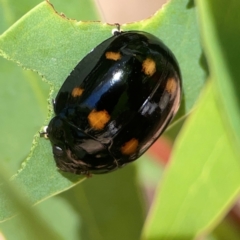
43 30 182 175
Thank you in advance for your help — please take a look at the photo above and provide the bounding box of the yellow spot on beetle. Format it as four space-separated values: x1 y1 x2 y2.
142 58 156 76
88 109 111 130
121 138 139 155
72 87 84 97
105 51 121 61
166 78 177 94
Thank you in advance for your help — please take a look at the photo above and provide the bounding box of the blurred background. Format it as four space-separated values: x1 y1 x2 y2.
95 0 166 23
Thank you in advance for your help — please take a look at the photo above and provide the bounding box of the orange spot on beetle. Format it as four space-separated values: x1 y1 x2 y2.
142 58 156 76
72 87 84 97
88 109 111 130
121 138 139 155
165 78 177 94
105 51 121 61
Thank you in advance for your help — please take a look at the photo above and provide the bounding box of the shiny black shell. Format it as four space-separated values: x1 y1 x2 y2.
46 31 182 175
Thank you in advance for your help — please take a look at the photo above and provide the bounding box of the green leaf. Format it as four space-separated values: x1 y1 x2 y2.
1 165 145 240
0 58 49 175
0 0 42 33
142 82 240 239
60 165 145 240
0 0 50 175
0 0 99 33
0 0 204 221
0 166 62 240
196 0 240 154
51 0 100 21
0 192 81 240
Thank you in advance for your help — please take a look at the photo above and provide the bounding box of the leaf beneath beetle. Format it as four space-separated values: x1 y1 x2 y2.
0 0 204 221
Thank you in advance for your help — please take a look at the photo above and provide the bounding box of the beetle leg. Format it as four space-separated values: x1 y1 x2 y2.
39 126 49 139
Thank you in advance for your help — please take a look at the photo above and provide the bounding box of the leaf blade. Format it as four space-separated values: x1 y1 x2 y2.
142 81 240 239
